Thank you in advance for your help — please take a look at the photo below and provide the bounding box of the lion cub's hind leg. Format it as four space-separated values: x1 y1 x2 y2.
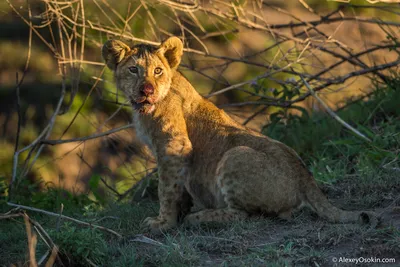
184 146 303 225
183 208 248 225
216 146 303 219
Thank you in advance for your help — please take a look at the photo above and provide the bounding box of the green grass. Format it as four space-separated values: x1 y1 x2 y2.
265 78 400 184
1 79 400 266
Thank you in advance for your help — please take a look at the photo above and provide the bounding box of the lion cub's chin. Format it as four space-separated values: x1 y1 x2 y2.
135 103 155 114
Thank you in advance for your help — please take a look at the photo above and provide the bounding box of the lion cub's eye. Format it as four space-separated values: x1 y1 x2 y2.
128 66 138 74
154 67 163 75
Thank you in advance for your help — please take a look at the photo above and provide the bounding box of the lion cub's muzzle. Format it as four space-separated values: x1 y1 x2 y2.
130 83 156 114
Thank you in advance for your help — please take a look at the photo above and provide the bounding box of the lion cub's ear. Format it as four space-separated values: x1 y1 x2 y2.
102 40 131 70
157 37 183 69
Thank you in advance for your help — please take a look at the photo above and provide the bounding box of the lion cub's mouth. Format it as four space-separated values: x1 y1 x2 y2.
130 97 155 114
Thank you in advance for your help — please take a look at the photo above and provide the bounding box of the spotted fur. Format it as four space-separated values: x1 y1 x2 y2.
102 37 379 232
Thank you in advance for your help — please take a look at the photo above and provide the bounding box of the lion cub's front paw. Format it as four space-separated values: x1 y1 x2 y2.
143 216 176 233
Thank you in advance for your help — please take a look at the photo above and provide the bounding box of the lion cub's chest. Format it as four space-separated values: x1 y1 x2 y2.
133 114 155 153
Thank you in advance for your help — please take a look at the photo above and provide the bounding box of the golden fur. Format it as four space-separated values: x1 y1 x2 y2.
102 37 378 232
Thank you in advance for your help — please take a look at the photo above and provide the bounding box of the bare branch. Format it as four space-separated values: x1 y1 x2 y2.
300 76 372 143
7 202 123 238
41 123 134 145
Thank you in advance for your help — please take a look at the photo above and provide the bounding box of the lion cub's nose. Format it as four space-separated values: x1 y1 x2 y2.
142 83 154 96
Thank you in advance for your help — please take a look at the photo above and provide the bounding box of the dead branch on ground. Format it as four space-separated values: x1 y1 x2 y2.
6 202 123 238
0 211 59 266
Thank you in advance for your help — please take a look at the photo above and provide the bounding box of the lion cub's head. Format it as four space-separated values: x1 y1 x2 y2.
102 37 183 114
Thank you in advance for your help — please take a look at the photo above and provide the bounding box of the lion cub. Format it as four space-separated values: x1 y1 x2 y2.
102 37 377 232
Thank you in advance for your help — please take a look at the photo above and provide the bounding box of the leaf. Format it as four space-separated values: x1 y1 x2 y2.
89 174 101 190
355 123 376 139
323 139 356 146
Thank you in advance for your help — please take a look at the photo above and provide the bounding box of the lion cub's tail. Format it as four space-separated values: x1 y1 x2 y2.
304 180 379 227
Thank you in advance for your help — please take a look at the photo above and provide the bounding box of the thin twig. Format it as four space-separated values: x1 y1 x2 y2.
1 212 60 265
129 234 166 246
56 203 64 232
243 106 268 126
7 202 123 238
13 1 32 154
21 78 67 178
44 246 58 267
205 57 305 98
60 67 106 138
118 168 158 201
300 76 372 143
267 15 400 29
14 72 22 160
292 59 400 105
24 214 38 267
11 124 50 187
41 123 134 145
78 154 123 198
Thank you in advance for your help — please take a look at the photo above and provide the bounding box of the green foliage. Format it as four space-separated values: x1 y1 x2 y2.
0 219 30 265
0 176 7 204
105 244 142 267
89 173 106 205
10 176 99 214
264 78 400 183
50 223 107 266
